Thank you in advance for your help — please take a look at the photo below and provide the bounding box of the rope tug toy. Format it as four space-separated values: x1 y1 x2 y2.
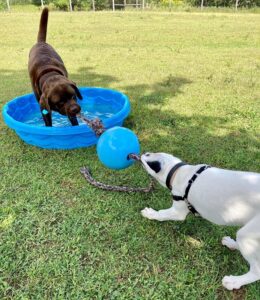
78 114 154 193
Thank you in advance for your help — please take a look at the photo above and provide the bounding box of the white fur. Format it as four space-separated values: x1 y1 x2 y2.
141 152 260 290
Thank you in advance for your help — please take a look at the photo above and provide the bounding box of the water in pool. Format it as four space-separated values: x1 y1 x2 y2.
23 97 119 127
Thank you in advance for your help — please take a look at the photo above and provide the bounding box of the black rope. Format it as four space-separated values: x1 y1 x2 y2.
80 166 154 193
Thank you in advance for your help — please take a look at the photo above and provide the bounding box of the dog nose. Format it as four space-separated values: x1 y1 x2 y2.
69 105 81 115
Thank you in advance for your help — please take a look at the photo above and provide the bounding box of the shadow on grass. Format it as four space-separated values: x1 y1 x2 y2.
124 75 192 105
69 66 119 88
0 66 119 105
1 66 259 174
1 67 259 298
1 65 259 172
118 73 259 297
121 75 259 171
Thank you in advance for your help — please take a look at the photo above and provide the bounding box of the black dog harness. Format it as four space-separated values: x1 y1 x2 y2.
166 163 211 215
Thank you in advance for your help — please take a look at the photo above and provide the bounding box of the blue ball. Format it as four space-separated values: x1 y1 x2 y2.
97 126 140 170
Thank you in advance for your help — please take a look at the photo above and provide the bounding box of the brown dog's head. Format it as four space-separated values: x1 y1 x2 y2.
42 77 83 117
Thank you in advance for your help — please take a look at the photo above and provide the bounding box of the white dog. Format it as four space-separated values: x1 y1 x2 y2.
140 152 260 290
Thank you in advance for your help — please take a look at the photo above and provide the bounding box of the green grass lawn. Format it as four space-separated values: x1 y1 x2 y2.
0 10 260 299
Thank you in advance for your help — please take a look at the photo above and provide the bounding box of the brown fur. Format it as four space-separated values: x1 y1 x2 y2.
28 7 82 126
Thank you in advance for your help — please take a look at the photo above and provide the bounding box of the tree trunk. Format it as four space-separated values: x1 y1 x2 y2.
200 0 204 10
235 0 239 10
112 0 115 11
6 0 10 10
92 0 95 11
169 0 172 11
69 0 73 11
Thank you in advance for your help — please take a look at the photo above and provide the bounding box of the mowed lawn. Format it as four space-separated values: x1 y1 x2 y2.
0 10 260 299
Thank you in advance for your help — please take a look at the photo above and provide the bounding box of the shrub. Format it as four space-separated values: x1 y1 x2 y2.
159 0 184 6
0 1 6 10
94 0 109 10
31 0 51 6
184 0 259 7
52 0 69 10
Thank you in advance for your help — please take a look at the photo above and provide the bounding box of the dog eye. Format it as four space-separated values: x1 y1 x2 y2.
145 153 150 157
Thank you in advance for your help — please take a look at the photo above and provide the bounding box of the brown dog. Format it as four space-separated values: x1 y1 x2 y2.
28 7 82 126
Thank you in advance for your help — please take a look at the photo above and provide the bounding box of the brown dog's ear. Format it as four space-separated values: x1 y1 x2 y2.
71 84 83 100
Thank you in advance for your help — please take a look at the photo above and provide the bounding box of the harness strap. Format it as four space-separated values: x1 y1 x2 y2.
172 165 211 215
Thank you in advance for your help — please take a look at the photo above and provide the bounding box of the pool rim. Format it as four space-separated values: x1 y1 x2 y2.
2 87 131 136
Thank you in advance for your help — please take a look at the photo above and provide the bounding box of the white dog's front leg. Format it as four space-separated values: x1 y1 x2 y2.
222 236 239 250
141 201 189 221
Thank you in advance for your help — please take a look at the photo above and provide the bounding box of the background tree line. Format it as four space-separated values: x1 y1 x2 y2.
1 0 259 11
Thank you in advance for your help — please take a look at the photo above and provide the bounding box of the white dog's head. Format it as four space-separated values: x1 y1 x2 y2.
141 152 182 187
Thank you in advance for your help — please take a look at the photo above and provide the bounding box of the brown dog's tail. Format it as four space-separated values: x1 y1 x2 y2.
37 7 49 43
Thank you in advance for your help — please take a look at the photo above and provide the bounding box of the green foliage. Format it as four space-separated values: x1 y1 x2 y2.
152 0 184 7
31 0 94 11
9 0 32 3
31 0 51 6
31 0 43 6
52 0 68 9
149 0 260 8
0 1 6 10
71 0 92 10
94 0 109 10
4 0 260 10
184 0 260 7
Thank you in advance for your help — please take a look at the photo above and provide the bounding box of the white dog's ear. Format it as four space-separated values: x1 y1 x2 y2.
147 161 161 173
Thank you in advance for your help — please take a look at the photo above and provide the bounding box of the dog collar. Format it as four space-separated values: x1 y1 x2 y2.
166 162 187 190
36 66 65 83
36 66 66 94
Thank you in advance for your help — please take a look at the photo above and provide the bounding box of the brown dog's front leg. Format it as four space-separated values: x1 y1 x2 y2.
40 94 52 127
68 115 79 126
42 110 52 127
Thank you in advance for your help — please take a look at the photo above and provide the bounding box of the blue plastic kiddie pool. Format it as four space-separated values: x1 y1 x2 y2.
2 87 131 150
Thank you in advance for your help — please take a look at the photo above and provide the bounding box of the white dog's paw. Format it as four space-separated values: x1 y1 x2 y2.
141 207 158 220
222 275 242 290
222 236 238 250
